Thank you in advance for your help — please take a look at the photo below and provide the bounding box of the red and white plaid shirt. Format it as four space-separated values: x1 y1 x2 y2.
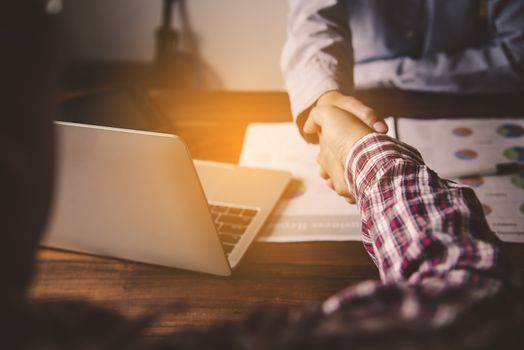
314 133 521 348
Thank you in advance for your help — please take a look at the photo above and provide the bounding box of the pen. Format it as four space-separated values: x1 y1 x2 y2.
443 162 524 179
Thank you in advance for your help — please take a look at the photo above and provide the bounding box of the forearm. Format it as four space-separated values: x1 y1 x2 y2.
345 134 511 286
281 0 353 121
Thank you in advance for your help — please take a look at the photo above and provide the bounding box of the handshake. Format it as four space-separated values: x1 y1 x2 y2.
304 90 388 203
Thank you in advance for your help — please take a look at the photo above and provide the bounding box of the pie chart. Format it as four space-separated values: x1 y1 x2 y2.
452 127 473 137
503 146 524 162
497 124 524 138
454 149 478 160
481 203 492 216
511 173 524 190
458 176 484 188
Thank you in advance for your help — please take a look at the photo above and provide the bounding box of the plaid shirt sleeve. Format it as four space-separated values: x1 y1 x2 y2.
315 133 521 348
343 133 507 286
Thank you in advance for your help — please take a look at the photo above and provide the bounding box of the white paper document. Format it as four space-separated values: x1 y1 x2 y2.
239 123 361 242
239 120 395 242
397 118 524 243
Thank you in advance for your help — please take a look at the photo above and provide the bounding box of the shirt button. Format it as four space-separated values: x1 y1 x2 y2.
406 31 414 38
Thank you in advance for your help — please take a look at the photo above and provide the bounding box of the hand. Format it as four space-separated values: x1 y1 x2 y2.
304 105 373 202
316 90 388 133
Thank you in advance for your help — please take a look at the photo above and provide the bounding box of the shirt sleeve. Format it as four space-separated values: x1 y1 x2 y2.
354 1 524 93
281 0 354 137
310 133 519 347
343 133 509 285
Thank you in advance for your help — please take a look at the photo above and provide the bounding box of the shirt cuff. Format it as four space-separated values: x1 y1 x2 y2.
285 65 353 120
284 62 353 143
345 133 425 200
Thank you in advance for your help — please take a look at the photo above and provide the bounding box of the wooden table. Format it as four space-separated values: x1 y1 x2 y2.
29 89 524 336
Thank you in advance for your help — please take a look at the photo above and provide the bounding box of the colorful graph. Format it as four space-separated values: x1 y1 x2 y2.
459 176 484 188
454 149 478 160
511 173 524 190
497 124 524 138
452 127 473 137
481 203 492 216
503 146 524 162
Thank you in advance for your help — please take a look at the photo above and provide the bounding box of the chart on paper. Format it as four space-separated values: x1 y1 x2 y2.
397 118 524 243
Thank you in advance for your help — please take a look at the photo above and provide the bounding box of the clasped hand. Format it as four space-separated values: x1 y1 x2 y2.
303 91 385 203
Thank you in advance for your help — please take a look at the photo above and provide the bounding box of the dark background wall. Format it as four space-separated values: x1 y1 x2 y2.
62 0 287 90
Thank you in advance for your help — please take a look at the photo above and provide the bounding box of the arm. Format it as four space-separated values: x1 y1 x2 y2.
281 0 353 120
344 133 509 285
355 1 524 92
281 0 387 142
301 107 519 348
305 106 512 288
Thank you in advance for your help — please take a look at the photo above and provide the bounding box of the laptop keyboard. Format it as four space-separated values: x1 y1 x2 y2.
208 203 259 255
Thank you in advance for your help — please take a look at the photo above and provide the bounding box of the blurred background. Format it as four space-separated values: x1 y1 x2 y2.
61 0 287 90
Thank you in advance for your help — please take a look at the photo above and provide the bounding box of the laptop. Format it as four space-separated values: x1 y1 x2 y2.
43 91 291 276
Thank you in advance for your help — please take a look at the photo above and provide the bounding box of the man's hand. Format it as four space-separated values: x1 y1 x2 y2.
316 90 388 133
304 105 373 202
